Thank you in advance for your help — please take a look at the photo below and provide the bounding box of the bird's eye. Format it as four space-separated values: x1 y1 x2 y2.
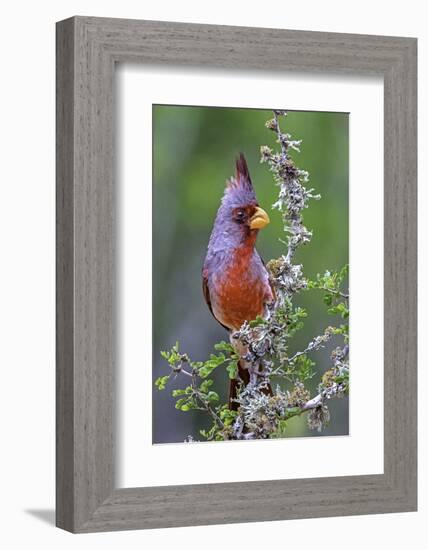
235 209 246 223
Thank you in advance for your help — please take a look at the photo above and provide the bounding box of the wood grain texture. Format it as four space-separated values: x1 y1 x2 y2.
56 16 417 533
56 17 75 532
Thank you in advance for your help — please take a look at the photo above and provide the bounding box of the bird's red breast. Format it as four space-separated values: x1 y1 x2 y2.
209 242 274 331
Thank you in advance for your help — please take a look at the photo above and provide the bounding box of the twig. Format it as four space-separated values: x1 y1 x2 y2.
194 392 225 429
316 286 349 300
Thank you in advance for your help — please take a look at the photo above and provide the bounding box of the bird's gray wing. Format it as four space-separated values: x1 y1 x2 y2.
202 270 229 331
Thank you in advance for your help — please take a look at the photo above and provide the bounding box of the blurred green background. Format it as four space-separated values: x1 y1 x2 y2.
152 105 349 444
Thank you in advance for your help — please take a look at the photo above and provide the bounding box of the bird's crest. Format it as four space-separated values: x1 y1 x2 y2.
223 153 257 207
227 153 254 192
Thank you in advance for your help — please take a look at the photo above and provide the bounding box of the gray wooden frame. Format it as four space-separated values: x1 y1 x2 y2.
56 16 417 533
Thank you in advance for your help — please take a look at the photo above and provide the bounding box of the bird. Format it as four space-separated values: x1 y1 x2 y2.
202 153 275 409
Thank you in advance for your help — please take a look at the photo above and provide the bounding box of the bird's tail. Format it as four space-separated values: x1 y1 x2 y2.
228 360 272 411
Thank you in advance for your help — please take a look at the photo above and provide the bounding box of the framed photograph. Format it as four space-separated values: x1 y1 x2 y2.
56 16 417 532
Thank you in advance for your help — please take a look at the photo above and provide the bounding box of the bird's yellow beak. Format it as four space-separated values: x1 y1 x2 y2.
249 206 270 230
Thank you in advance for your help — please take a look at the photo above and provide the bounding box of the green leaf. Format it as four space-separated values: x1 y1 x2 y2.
198 353 227 378
214 341 234 353
171 388 186 397
175 397 189 410
198 365 215 378
199 424 217 440
220 408 238 426
291 354 316 381
287 306 307 336
175 396 199 412
172 386 192 397
226 360 238 379
338 264 349 281
154 375 170 391
199 379 214 393
327 302 349 318
211 352 226 363
160 341 183 367
206 391 219 403
323 294 333 306
249 315 267 328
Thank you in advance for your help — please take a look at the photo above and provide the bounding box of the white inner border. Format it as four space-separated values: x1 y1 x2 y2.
117 66 384 488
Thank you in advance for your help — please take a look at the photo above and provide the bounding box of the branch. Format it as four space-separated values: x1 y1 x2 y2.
193 391 225 430
263 110 320 266
316 286 349 300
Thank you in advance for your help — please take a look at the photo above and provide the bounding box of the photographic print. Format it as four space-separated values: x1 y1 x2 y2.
153 106 349 444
